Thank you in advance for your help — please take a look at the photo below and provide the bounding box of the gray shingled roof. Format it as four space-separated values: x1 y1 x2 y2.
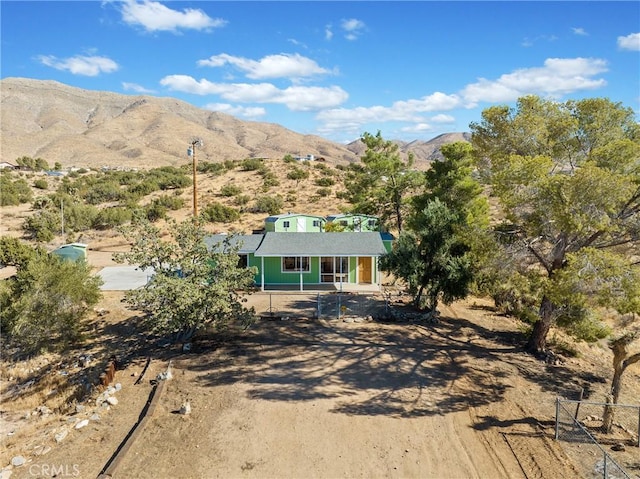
254 232 387 257
204 234 264 254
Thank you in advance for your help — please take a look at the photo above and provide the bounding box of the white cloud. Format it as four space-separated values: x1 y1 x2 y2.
160 75 348 111
461 57 607 105
618 32 640 51
314 57 608 135
37 54 119 76
572 27 588 36
120 0 226 33
198 53 332 79
325 24 333 41
430 114 455 123
203 103 266 119
315 92 460 133
341 18 365 40
122 82 155 93
401 123 433 133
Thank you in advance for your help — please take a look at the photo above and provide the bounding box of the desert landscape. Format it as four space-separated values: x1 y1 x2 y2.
1 78 639 479
1 163 639 479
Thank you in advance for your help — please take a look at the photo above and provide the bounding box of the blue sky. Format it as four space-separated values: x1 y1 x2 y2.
1 1 639 143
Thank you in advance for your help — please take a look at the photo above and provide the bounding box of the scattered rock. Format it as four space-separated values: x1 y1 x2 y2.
90 413 101 421
35 405 51 416
611 443 626 452
74 419 89 429
10 456 25 467
75 404 86 413
54 429 68 443
182 343 192 352
0 468 13 479
131 371 138 377
33 445 51 456
115 383 122 391
106 396 118 406
179 401 191 415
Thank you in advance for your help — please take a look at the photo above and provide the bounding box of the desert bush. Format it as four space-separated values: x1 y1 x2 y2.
234 194 250 207
201 202 241 223
153 194 185 211
144 202 168 222
33 179 48 189
316 188 332 197
315 177 335 187
283 154 295 163
220 184 243 197
262 173 280 190
23 210 60 242
93 207 133 230
241 158 263 171
1 175 33 206
252 195 283 215
287 167 309 184
1 251 102 354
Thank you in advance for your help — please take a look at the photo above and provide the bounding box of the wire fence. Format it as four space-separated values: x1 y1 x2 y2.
555 398 639 479
252 291 389 321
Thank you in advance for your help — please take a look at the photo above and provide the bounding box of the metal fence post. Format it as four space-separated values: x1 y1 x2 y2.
637 407 640 447
555 397 560 441
603 451 607 479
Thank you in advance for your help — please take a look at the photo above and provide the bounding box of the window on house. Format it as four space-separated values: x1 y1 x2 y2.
282 221 290 228
238 254 248 268
312 220 321 227
368 219 376 228
339 220 348 226
282 256 310 272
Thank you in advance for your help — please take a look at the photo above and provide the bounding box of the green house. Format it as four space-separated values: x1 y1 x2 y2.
205 232 388 291
326 214 380 232
264 213 326 232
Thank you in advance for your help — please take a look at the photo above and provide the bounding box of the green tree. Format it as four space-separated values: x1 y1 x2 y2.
380 199 473 313
1 249 102 354
471 96 640 354
344 131 421 232
115 218 256 341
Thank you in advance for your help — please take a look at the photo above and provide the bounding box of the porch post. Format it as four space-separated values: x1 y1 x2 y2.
299 256 303 291
261 256 265 292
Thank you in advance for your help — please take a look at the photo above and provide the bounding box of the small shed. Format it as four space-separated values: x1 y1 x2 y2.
51 243 88 262
264 213 326 232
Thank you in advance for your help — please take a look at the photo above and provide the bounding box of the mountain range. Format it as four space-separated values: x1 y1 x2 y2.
0 77 470 169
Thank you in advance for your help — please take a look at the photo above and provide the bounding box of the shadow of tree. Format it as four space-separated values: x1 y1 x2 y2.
185 313 524 418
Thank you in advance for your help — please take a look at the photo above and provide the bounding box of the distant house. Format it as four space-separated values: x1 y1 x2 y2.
294 154 315 162
264 213 326 232
205 232 388 291
326 214 380 232
0 162 17 170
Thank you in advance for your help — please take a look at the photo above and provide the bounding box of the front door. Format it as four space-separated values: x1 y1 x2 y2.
358 257 372 284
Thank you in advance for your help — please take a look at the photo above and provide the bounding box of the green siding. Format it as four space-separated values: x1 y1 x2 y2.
259 256 321 284
265 215 325 232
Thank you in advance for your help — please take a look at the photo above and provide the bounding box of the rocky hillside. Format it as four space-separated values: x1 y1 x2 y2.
1 77 469 169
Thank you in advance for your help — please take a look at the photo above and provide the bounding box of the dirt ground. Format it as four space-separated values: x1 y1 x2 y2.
3 289 639 479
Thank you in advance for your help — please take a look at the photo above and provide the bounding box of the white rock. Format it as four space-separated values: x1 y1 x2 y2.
74 419 89 429
106 396 118 406
115 383 122 391
0 467 13 479
10 456 25 467
54 429 68 443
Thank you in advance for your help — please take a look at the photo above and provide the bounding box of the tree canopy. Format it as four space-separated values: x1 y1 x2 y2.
0 239 103 354
471 95 640 353
115 217 257 341
344 131 422 232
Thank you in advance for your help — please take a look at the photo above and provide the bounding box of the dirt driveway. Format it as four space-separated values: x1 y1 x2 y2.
17 297 589 479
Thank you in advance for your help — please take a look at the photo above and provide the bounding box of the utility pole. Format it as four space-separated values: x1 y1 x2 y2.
188 138 203 216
